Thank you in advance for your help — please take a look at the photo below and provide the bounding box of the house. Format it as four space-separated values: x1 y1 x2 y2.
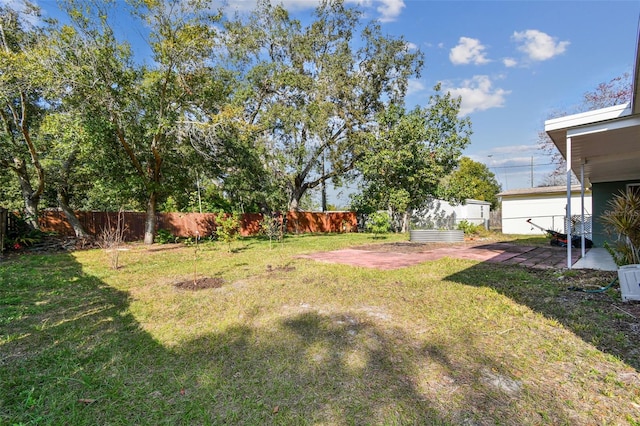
543 32 640 268
499 185 592 236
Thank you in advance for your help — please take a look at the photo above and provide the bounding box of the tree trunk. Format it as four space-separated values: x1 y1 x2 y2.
57 190 90 238
14 158 40 230
401 210 411 233
289 187 304 211
144 191 158 244
57 149 90 238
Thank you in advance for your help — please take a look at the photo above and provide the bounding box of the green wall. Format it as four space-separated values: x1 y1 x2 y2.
592 180 640 247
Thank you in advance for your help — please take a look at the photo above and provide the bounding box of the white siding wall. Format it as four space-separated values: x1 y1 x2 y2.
459 201 489 225
412 199 491 229
502 194 592 235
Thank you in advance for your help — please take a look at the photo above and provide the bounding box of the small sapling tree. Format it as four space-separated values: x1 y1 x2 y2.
215 211 241 252
367 212 391 239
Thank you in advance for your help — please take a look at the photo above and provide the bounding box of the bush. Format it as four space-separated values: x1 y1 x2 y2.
4 213 45 251
457 220 480 235
156 229 176 244
366 212 391 238
600 188 640 265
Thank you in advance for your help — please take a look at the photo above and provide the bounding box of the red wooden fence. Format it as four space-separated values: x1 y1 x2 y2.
38 210 357 241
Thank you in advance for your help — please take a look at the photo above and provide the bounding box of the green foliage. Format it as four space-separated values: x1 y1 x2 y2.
355 90 472 217
0 3 50 229
440 157 501 209
3 213 45 250
219 1 423 210
215 211 241 252
600 188 640 265
366 212 391 238
155 229 176 244
457 220 480 235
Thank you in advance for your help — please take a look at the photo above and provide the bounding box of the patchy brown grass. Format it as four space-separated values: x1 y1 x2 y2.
1 233 639 425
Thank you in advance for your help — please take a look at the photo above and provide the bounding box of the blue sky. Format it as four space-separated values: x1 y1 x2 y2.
5 0 640 202
217 1 640 194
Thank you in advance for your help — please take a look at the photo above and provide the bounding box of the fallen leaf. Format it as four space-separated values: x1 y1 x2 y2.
272 405 279 414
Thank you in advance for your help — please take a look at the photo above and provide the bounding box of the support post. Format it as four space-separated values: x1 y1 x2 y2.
580 163 586 258
566 137 572 269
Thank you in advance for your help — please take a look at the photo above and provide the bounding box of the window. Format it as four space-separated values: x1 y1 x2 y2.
626 183 640 195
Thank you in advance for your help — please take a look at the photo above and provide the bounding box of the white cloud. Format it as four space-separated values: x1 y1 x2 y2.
503 58 517 68
407 79 426 96
219 0 405 22
405 41 418 50
374 0 405 22
220 0 321 11
443 75 510 115
449 37 490 65
512 29 569 61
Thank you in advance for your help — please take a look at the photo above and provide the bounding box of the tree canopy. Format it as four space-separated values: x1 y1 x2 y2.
209 0 424 211
353 85 472 230
0 0 481 241
439 157 501 209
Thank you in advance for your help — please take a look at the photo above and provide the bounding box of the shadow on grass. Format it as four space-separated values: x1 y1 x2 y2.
175 309 583 424
0 253 171 424
2 250 635 424
444 261 640 371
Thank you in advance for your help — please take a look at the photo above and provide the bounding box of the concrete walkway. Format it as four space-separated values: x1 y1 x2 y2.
299 242 588 271
572 247 617 271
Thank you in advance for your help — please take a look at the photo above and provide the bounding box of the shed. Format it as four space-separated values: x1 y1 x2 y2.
412 198 491 229
499 185 592 235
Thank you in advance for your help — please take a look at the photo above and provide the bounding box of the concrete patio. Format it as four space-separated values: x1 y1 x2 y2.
299 242 618 271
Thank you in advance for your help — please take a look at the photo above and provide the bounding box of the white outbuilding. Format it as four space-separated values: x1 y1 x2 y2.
499 185 592 236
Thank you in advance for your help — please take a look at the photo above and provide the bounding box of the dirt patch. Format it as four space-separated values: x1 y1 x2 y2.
352 241 460 253
175 277 225 291
266 264 296 273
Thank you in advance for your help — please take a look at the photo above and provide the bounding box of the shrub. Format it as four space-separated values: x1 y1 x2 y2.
367 212 391 238
457 220 480 235
600 188 640 265
98 210 126 270
156 229 176 244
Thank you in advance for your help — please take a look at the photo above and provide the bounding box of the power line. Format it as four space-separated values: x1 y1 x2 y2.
490 162 555 170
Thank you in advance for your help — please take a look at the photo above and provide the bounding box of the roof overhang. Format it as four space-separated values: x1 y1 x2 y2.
544 28 640 187
545 103 640 186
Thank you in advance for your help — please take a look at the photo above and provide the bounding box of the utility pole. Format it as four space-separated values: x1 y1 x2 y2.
530 156 534 187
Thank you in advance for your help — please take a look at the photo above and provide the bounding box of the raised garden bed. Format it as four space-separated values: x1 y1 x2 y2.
409 229 464 243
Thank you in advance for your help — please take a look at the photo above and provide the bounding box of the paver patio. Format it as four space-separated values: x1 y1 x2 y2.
298 242 581 270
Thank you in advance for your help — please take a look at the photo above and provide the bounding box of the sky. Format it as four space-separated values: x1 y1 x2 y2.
4 0 640 205
221 0 640 197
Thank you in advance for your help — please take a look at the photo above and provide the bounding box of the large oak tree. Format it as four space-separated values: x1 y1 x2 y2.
214 0 423 211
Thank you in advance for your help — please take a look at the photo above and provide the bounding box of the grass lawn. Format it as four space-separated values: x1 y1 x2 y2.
1 233 639 425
